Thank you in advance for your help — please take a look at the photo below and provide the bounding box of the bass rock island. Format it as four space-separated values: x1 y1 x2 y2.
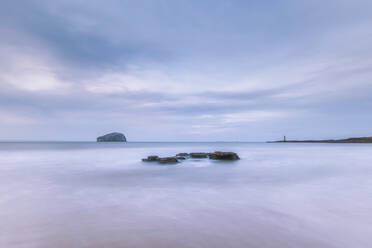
97 132 127 142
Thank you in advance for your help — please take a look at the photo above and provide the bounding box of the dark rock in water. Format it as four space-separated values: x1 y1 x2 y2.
97 132 126 142
176 153 189 157
142 155 160 162
142 156 178 164
190 153 209 158
158 157 179 164
209 151 240 160
141 151 240 164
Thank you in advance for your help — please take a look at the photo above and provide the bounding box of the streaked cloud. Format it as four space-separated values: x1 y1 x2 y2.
0 0 372 141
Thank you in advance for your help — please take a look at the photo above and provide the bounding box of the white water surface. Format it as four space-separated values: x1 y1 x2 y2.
0 142 371 248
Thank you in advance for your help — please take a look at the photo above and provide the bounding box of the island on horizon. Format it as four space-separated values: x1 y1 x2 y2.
97 132 127 142
268 136 372 143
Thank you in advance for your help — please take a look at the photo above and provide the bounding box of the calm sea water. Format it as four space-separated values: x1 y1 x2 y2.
0 142 371 248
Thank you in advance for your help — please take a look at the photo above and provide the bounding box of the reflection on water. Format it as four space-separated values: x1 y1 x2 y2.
0 142 371 248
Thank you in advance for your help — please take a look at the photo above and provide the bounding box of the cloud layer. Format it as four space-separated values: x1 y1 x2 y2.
1 0 372 141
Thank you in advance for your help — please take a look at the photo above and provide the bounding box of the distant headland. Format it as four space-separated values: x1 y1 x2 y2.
97 132 127 142
268 136 372 143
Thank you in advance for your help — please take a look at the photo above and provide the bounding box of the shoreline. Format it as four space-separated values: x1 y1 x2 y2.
268 136 372 143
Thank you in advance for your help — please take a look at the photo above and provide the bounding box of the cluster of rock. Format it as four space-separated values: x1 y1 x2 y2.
142 152 240 164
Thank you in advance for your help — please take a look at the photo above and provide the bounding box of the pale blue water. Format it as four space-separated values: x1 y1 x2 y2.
0 142 371 248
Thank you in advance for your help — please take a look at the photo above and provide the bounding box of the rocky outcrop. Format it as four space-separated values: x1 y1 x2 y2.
97 132 126 142
209 152 240 160
141 151 240 164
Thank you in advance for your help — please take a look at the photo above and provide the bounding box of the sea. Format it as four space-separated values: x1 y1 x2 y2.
0 142 371 248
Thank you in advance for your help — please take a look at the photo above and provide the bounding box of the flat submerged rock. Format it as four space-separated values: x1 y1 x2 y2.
190 153 209 158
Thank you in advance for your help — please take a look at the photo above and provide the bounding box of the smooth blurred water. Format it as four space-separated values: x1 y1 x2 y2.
0 142 371 248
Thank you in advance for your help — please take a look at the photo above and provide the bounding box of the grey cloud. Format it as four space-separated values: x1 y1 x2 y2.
1 0 372 141
1 1 171 71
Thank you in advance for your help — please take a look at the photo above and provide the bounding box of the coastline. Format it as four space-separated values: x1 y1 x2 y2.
268 136 372 143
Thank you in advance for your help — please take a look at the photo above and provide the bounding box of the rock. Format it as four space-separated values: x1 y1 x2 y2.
190 153 209 158
176 153 189 157
142 155 160 162
141 151 240 164
97 132 126 142
158 157 179 164
209 151 240 160
142 156 178 164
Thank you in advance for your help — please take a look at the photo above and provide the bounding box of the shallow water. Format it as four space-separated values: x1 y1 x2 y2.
0 142 371 248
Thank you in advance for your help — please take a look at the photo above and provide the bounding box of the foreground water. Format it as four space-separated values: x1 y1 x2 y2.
0 142 371 248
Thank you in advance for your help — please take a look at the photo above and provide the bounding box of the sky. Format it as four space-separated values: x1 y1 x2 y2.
1 0 372 141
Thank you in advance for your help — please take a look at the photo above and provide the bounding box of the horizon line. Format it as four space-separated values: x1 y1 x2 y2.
0 140 265 143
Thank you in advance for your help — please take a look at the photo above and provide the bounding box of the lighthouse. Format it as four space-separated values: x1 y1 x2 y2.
284 136 286 142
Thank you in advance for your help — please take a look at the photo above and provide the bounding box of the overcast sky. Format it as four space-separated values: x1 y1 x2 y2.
1 0 372 141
